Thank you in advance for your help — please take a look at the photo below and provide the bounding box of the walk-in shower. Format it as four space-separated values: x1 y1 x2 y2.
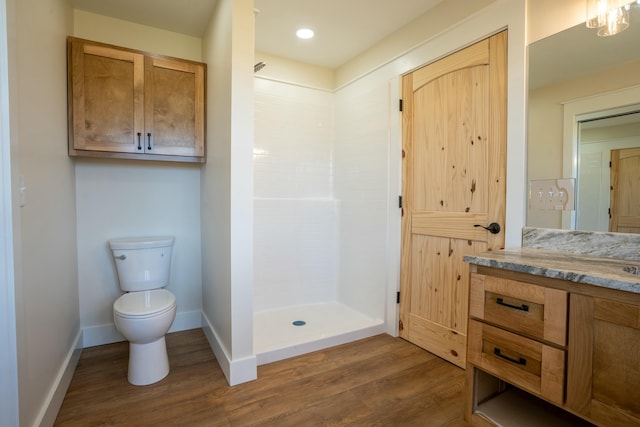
253 72 387 365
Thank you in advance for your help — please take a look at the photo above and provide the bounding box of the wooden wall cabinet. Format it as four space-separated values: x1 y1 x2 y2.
67 37 206 163
465 266 640 427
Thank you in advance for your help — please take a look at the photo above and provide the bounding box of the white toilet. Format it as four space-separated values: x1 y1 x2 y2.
109 236 177 386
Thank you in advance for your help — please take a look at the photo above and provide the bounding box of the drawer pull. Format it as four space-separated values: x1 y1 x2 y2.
496 297 529 312
494 347 527 365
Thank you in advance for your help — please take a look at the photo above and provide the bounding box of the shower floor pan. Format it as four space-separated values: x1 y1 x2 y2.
254 302 385 365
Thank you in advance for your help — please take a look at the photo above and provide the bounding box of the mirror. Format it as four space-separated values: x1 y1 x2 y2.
527 4 640 232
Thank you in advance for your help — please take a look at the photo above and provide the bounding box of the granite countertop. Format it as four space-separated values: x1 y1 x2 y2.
464 248 640 294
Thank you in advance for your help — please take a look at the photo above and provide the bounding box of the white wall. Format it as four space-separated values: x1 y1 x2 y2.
254 52 334 90
201 0 256 386
10 0 79 425
253 79 337 312
336 0 497 88
73 10 202 62
526 0 585 44
75 160 203 346
72 13 204 348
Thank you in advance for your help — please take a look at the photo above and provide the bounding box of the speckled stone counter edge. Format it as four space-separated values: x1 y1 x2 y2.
522 227 640 262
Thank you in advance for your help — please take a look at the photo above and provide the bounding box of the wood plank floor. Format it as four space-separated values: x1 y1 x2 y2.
54 329 470 426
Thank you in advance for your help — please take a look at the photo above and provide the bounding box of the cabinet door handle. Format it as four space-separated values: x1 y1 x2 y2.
494 347 526 365
137 132 142 150
147 133 152 151
496 297 529 312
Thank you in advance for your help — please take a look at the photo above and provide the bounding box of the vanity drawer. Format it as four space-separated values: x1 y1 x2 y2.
467 319 566 405
469 273 568 346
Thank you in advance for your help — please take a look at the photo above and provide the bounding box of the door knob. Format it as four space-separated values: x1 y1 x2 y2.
474 222 501 234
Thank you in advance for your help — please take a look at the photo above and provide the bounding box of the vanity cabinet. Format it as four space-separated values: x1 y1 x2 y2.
465 265 640 427
468 272 568 406
67 37 206 163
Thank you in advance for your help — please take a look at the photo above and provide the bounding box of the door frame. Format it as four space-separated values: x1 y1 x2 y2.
0 0 19 423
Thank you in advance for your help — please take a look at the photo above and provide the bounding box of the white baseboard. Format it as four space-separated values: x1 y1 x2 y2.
82 310 203 348
36 327 82 427
201 312 257 386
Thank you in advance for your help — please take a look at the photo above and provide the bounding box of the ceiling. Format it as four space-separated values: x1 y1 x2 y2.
71 1 640 76
71 0 445 69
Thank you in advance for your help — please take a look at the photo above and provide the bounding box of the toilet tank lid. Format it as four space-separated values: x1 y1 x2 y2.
109 236 175 250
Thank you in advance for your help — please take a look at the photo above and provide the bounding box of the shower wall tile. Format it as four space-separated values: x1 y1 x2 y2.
254 79 334 200
333 79 392 321
253 75 392 320
337 199 388 318
253 199 339 311
334 82 390 203
254 79 338 312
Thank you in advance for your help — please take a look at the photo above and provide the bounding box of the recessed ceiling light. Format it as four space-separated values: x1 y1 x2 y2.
296 28 314 39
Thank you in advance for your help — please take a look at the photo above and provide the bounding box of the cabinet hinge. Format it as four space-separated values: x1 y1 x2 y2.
399 99 403 112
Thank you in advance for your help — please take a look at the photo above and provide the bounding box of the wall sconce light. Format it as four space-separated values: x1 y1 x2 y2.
586 0 635 36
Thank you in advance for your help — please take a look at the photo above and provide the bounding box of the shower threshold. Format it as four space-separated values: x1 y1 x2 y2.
254 302 385 365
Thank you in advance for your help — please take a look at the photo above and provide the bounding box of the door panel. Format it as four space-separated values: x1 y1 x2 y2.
144 57 205 157
610 147 640 233
400 32 507 368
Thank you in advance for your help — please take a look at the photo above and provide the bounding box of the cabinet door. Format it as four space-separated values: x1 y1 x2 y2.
567 295 640 426
69 40 144 153
144 57 205 157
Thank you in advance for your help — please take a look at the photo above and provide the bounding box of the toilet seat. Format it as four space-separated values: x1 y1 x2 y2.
114 289 176 319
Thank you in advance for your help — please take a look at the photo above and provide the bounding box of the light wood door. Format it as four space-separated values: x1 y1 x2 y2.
69 40 144 153
144 57 205 157
399 32 507 368
610 147 640 233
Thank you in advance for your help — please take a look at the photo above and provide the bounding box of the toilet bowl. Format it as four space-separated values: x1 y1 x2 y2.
113 289 176 385
109 236 177 386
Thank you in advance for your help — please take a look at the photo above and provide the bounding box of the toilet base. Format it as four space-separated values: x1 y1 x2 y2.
127 336 170 386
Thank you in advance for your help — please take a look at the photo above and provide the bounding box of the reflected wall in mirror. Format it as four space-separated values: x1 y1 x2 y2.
527 4 640 232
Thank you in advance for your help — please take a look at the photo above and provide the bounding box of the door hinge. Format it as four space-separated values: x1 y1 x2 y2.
399 99 403 112
398 195 403 209
609 161 612 168
396 291 400 304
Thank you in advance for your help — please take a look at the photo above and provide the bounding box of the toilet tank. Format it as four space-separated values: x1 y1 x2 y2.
109 236 174 292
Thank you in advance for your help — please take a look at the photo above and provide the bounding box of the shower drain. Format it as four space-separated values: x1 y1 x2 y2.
292 320 306 326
